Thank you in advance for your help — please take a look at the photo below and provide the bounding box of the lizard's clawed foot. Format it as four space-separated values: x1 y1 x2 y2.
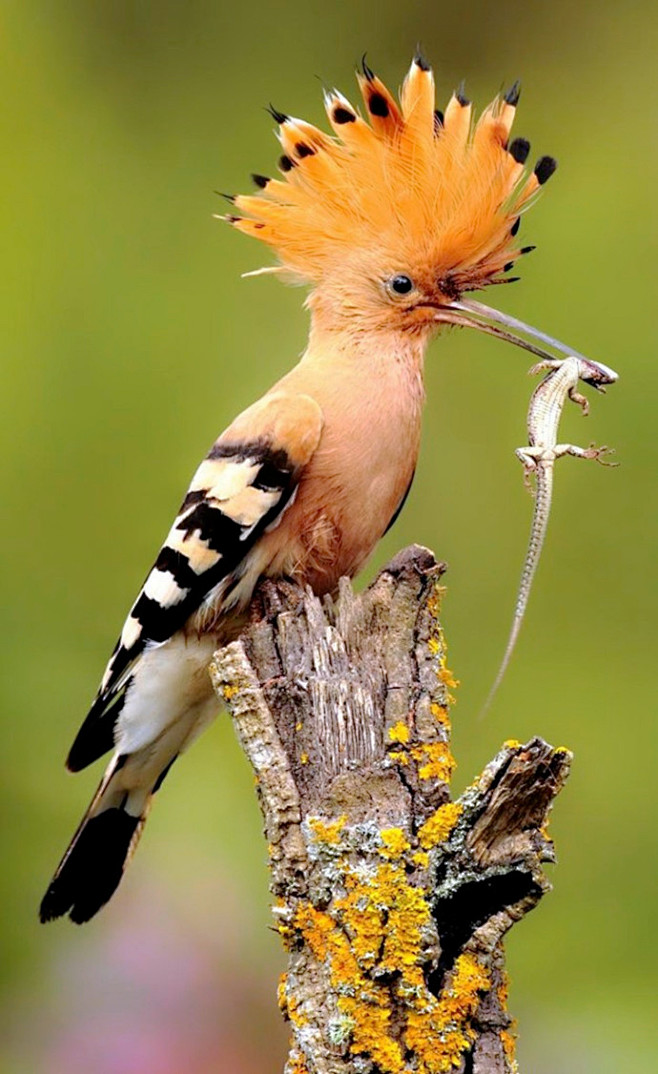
584 443 619 466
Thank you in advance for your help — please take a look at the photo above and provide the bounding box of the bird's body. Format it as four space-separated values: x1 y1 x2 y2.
247 328 424 593
41 53 579 924
41 325 425 923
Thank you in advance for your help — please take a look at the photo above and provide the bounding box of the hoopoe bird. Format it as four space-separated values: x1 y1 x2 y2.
42 53 583 924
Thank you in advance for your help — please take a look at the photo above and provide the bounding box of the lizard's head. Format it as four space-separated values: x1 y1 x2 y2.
577 360 619 392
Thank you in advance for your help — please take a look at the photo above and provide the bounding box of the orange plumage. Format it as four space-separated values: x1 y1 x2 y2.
229 56 554 300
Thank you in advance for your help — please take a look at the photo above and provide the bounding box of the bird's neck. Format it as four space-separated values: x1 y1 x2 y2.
270 309 428 588
304 309 430 381
291 310 428 490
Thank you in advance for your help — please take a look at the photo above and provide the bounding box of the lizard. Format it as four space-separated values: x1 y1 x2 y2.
484 355 619 713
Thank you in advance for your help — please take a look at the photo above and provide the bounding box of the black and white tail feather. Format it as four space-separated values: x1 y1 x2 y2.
40 392 322 923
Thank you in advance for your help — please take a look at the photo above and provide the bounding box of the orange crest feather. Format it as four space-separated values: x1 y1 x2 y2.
228 56 556 293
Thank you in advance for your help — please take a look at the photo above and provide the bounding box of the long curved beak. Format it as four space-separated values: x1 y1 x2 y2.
436 297 618 385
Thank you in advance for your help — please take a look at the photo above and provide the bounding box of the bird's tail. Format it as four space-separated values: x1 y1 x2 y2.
39 753 166 925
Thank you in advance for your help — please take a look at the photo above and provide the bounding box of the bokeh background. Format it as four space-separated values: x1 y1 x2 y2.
2 2 656 1071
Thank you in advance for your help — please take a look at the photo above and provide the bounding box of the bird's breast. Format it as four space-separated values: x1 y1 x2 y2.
262 362 424 593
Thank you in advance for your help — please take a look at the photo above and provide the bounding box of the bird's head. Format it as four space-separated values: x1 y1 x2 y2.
225 54 585 364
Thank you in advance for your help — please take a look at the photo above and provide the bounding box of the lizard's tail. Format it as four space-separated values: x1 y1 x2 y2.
480 463 554 718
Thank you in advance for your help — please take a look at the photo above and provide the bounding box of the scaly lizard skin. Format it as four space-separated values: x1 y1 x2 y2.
485 356 619 711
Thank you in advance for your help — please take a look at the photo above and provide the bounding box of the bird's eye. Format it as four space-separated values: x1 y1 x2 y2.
388 274 414 296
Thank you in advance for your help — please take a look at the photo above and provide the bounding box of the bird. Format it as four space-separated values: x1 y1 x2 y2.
41 53 581 924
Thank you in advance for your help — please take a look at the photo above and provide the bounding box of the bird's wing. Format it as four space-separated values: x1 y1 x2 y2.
66 391 324 772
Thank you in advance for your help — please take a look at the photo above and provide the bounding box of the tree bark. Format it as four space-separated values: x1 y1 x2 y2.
210 545 571 1074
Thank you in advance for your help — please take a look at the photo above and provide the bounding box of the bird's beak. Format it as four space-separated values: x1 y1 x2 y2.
435 297 617 382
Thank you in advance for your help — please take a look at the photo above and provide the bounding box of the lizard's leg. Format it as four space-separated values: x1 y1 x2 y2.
568 386 590 416
516 446 541 493
554 443 618 465
528 359 563 377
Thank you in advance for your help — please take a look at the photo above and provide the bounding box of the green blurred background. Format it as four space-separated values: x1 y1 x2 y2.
1 2 656 1071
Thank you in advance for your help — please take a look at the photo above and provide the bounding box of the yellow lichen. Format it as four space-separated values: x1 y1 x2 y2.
222 684 239 700
295 903 392 1069
337 862 429 977
439 667 460 690
286 1050 309 1074
377 869 429 979
300 751 309 765
388 721 411 744
426 583 459 705
500 1027 517 1069
418 802 462 850
307 815 347 845
294 851 436 1074
412 850 430 868
412 741 457 783
278 972 288 1014
430 701 451 727
503 738 521 750
287 991 307 1029
347 999 404 1073
277 921 294 946
294 905 334 963
379 828 411 859
388 750 409 766
405 953 491 1073
293 858 489 1074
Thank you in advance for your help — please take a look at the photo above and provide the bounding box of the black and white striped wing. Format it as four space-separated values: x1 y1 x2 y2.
66 392 323 772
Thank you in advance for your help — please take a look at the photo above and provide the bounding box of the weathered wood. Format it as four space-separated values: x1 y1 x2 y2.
210 546 571 1074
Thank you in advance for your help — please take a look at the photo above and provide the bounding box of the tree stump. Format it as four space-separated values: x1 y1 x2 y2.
210 545 571 1074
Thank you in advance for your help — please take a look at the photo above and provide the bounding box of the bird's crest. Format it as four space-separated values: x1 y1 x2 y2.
224 54 556 293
